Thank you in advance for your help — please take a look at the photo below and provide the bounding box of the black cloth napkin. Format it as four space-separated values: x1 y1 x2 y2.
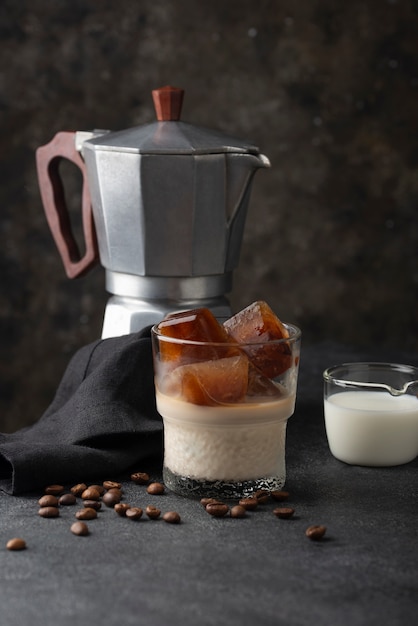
0 328 163 495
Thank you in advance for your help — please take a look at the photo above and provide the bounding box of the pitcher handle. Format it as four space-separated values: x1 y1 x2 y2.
36 131 99 278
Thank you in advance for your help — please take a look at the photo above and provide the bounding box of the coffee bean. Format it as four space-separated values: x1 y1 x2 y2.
75 507 97 520
81 487 101 501
273 507 295 519
114 503 131 517
38 506 60 518
71 483 87 497
146 482 165 495
89 484 106 496
45 484 65 496
103 480 122 490
253 489 271 504
59 493 77 506
6 538 26 551
200 498 222 508
238 497 258 511
271 490 290 502
230 505 247 518
71 521 89 536
305 525 327 541
83 499 102 511
130 472 150 485
162 511 181 524
145 505 161 520
38 495 59 508
126 507 143 520
102 491 121 507
206 502 229 517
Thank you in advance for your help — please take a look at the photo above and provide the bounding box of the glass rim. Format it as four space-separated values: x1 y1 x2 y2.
151 321 301 347
323 361 418 386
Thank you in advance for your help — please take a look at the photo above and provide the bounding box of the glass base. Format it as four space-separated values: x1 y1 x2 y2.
163 465 285 500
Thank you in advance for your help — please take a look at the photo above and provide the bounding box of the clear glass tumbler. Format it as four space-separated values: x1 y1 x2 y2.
323 362 418 466
151 323 301 499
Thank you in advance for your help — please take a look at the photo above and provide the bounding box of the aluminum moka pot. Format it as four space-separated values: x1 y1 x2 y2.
36 86 270 338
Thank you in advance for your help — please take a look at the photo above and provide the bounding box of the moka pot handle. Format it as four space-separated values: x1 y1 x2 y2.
36 131 99 279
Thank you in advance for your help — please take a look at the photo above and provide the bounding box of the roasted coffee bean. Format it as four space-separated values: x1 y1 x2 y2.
200 498 222 508
131 471 150 485
271 490 290 502
103 480 122 490
76 507 97 520
83 499 102 511
146 482 165 495
126 507 143 520
88 484 106 495
273 507 295 519
102 491 121 507
81 487 101 501
71 483 87 497
238 497 258 511
59 493 77 506
38 495 59 508
163 511 181 524
38 506 60 518
71 521 89 536
114 503 131 517
45 484 65 496
253 489 271 504
305 525 327 541
6 538 26 551
230 505 247 518
145 505 161 520
206 502 229 517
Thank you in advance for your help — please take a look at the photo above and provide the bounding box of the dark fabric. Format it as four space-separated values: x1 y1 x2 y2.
0 328 163 494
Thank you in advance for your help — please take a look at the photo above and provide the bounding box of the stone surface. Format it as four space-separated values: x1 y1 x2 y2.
1 0 417 432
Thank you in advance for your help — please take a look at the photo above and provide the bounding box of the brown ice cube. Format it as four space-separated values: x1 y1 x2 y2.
223 301 292 377
160 355 249 405
246 363 284 398
156 308 235 366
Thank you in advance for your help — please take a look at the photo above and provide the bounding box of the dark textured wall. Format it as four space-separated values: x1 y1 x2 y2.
1 0 417 432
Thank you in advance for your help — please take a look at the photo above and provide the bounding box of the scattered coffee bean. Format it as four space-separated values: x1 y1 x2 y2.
305 525 327 541
206 502 229 517
83 499 102 511
75 507 97 520
126 507 143 520
230 505 247 518
253 490 271 504
163 511 181 524
147 482 165 495
70 483 87 497
200 498 222 508
238 497 258 511
103 480 122 490
81 487 101 501
38 495 59 508
145 505 161 520
71 521 89 536
271 490 290 502
38 506 60 518
45 484 65 496
59 493 77 506
273 507 295 519
89 484 106 496
6 538 26 551
102 491 121 507
114 503 131 517
131 472 150 485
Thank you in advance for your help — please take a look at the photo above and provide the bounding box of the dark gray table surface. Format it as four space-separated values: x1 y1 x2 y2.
1 342 417 626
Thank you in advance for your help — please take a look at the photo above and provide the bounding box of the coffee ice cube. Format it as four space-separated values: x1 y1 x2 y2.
223 301 292 377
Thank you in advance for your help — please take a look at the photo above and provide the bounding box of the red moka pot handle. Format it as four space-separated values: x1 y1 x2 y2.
36 131 99 279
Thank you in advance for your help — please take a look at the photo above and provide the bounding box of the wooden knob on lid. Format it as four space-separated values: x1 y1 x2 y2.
152 86 184 121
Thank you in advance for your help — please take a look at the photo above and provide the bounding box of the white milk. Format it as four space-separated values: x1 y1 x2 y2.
324 390 418 466
156 391 295 481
